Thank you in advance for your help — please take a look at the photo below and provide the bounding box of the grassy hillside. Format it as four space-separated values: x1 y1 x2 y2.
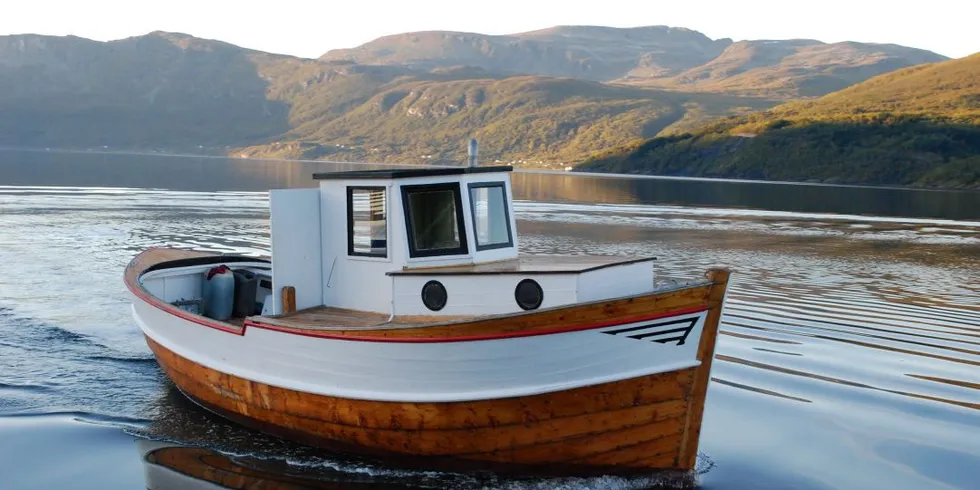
773 54 980 118
639 40 944 97
236 76 775 166
577 54 980 188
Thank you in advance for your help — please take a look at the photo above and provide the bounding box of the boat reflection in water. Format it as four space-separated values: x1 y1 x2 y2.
137 384 700 490
138 385 429 489
140 440 419 490
138 438 700 490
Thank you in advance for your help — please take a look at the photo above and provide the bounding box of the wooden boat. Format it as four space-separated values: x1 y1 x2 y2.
124 165 730 477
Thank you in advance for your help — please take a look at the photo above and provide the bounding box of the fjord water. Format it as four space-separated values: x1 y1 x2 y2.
0 149 978 490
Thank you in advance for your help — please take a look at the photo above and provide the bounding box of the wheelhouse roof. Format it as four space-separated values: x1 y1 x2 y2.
312 166 513 180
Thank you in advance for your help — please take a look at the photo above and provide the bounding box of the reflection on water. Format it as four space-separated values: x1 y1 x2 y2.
137 387 452 489
136 385 689 490
517 171 980 221
1 150 979 489
141 442 416 490
1 149 978 219
139 442 693 490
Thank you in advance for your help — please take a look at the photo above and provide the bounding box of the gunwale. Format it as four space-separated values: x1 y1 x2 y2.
243 305 710 342
125 248 720 342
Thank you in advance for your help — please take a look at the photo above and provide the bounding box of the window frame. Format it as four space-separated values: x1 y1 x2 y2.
467 181 514 251
346 186 388 258
400 182 469 258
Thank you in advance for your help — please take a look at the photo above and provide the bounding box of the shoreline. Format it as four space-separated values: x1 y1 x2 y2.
2 146 977 194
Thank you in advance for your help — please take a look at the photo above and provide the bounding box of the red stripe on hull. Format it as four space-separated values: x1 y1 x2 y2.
243 306 710 343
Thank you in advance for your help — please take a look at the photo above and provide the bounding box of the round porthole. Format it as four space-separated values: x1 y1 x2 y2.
421 280 448 311
515 279 543 311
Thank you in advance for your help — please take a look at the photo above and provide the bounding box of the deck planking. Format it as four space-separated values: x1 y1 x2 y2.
249 307 413 330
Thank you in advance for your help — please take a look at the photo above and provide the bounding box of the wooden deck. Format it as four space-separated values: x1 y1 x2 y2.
387 255 656 276
246 306 450 331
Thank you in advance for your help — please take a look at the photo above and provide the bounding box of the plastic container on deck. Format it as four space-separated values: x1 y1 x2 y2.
233 269 258 317
203 265 235 321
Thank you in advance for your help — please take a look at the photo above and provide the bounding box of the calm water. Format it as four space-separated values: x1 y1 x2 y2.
1 149 979 490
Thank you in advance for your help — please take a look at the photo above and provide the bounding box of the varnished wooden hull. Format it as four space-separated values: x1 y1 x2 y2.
149 335 698 476
128 249 730 477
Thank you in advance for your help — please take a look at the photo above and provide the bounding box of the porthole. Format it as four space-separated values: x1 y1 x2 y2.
421 280 448 311
515 279 543 311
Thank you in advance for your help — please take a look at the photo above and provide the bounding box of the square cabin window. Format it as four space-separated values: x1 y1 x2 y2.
347 187 387 257
401 183 468 257
468 182 513 250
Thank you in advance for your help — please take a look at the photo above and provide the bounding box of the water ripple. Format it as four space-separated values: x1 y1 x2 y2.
1 185 978 489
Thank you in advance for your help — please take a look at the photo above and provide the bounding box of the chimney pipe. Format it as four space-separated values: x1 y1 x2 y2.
467 138 478 167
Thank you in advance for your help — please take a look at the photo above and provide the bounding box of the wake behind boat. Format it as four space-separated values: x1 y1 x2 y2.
124 163 731 477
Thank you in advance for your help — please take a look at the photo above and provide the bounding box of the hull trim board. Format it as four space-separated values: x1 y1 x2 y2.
243 305 711 343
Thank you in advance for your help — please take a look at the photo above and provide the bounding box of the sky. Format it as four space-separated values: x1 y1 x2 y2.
1 0 977 59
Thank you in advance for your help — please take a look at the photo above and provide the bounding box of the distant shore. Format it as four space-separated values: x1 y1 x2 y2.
2 146 977 193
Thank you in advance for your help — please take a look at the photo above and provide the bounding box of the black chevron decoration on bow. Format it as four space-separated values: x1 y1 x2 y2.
601 316 699 346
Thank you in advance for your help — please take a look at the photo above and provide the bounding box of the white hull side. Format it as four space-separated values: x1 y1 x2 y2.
133 298 706 403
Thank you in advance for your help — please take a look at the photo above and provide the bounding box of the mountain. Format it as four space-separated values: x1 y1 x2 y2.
0 27 951 172
320 26 732 81
0 32 293 149
0 30 774 165
322 26 946 98
577 54 980 188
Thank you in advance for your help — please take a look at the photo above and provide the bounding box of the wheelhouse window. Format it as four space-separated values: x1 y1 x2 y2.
468 182 513 250
347 187 387 257
401 183 468 257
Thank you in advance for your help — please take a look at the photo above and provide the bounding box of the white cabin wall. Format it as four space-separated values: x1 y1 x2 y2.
320 180 401 314
576 261 655 303
316 171 520 313
269 189 323 314
392 274 577 316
